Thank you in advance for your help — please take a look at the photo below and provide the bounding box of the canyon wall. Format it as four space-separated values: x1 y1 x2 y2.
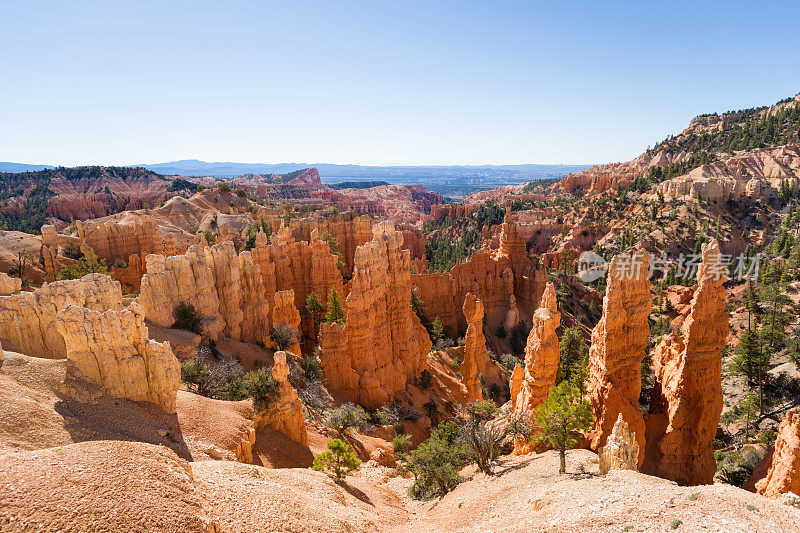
756 408 800 499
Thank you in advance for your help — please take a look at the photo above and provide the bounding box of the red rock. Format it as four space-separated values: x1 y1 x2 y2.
756 408 800 498
643 239 728 485
586 251 651 465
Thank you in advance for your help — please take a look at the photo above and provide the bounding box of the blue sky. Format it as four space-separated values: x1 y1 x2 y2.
2 1 799 167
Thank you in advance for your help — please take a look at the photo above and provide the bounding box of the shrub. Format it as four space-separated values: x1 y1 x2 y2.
243 368 279 411
56 252 108 280
270 324 299 351
457 400 506 474
206 359 248 401
408 422 471 499
495 325 507 339
235 188 247 198
323 403 370 435
112 258 128 269
180 358 210 395
312 439 360 479
62 243 83 260
392 434 412 456
217 182 231 193
509 322 530 355
497 353 519 374
299 351 323 381
418 369 433 390
172 302 203 334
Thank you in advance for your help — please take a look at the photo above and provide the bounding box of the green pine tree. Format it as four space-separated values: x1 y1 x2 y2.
325 288 346 327
532 382 594 474
312 439 360 479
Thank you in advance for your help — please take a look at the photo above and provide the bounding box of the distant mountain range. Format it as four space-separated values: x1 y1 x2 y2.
0 159 593 198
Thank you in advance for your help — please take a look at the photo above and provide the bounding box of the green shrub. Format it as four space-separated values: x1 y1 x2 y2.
180 358 210 395
243 368 279 411
172 302 203 334
312 439 360 479
62 243 83 260
418 369 433 390
323 403 369 435
408 421 471 499
392 434 412 456
270 324 299 351
217 182 232 193
56 252 108 280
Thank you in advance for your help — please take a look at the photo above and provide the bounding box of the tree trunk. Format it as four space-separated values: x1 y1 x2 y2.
559 445 566 474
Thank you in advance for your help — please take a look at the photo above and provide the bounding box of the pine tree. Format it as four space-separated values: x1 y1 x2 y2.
312 439 360 479
325 288 346 327
532 382 593 474
303 292 326 341
557 327 589 394
431 316 444 343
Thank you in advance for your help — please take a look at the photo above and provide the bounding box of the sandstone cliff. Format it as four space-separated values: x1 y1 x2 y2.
756 408 800 498
643 239 728 485
586 251 651 464
0 274 123 359
0 273 21 295
319 223 432 409
56 301 180 413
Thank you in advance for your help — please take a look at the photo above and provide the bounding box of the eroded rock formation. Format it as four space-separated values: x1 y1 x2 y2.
586 251 651 464
513 283 561 418
272 289 302 354
643 239 728 485
460 293 485 403
755 409 800 498
599 414 640 475
412 216 547 341
0 274 123 359
254 351 308 446
56 301 180 413
319 223 432 408
0 272 21 295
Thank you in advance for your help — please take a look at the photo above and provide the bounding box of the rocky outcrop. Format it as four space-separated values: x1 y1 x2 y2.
139 245 227 340
755 409 800 498
250 226 344 344
657 144 800 202
643 239 728 485
56 301 180 413
599 414 640 475
460 293 485 403
76 214 158 263
272 289 302 354
292 212 373 277
319 223 432 408
0 274 123 359
586 251 651 464
412 216 547 341
0 272 21 295
513 283 561 418
254 351 308 446
509 364 523 411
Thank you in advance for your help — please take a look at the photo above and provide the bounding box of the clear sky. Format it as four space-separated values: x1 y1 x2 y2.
2 0 799 167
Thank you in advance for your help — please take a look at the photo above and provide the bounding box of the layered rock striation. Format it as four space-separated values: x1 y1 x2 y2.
0 274 123 359
319 223 432 408
586 251 651 463
56 301 180 413
643 239 728 485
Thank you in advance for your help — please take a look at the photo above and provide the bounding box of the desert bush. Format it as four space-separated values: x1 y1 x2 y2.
418 369 433 390
457 400 506 474
392 434 412 456
172 301 203 334
270 324 299 351
243 368 279 411
408 422 471 499
62 243 83 260
323 403 370 435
